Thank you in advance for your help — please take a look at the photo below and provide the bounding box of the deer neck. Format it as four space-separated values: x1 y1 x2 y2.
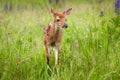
51 22 62 38
53 23 63 31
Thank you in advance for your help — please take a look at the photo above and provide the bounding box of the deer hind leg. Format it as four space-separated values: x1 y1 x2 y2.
45 44 51 65
54 45 59 67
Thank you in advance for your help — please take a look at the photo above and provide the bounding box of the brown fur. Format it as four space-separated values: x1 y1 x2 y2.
43 8 72 67
44 23 62 46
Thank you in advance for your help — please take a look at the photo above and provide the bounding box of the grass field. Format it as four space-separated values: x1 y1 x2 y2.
0 0 120 80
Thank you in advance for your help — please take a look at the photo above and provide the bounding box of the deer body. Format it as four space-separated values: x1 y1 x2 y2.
44 23 62 46
44 8 72 67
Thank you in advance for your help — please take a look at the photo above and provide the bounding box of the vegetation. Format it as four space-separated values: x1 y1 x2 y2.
0 0 120 80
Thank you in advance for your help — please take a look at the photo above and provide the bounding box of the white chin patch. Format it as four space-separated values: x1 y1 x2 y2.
55 26 60 30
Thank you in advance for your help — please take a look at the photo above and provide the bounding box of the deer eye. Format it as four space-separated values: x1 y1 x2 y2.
56 19 60 22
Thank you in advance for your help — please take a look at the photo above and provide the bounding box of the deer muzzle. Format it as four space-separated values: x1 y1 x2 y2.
63 24 68 29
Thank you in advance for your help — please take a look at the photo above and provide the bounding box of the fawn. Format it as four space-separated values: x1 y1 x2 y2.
44 8 72 67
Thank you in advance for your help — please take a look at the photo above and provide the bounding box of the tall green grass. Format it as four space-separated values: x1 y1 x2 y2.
0 0 120 80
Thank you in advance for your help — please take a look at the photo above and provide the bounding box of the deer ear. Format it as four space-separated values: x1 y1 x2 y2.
63 8 72 16
51 8 55 15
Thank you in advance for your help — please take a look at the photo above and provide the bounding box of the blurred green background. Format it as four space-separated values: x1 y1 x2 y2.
0 0 120 80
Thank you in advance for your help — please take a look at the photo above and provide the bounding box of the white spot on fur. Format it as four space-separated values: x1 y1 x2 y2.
49 23 52 26
56 16 60 20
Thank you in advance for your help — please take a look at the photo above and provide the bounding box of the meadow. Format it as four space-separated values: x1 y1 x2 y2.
0 0 120 80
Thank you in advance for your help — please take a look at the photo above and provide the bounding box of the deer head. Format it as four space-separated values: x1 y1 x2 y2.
50 8 72 30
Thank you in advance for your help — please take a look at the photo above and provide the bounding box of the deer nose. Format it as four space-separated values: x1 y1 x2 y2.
63 24 68 29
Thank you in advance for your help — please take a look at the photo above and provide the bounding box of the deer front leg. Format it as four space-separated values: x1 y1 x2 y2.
45 44 51 65
54 45 59 67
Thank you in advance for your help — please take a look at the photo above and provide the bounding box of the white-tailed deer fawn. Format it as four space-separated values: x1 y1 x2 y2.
44 8 72 67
